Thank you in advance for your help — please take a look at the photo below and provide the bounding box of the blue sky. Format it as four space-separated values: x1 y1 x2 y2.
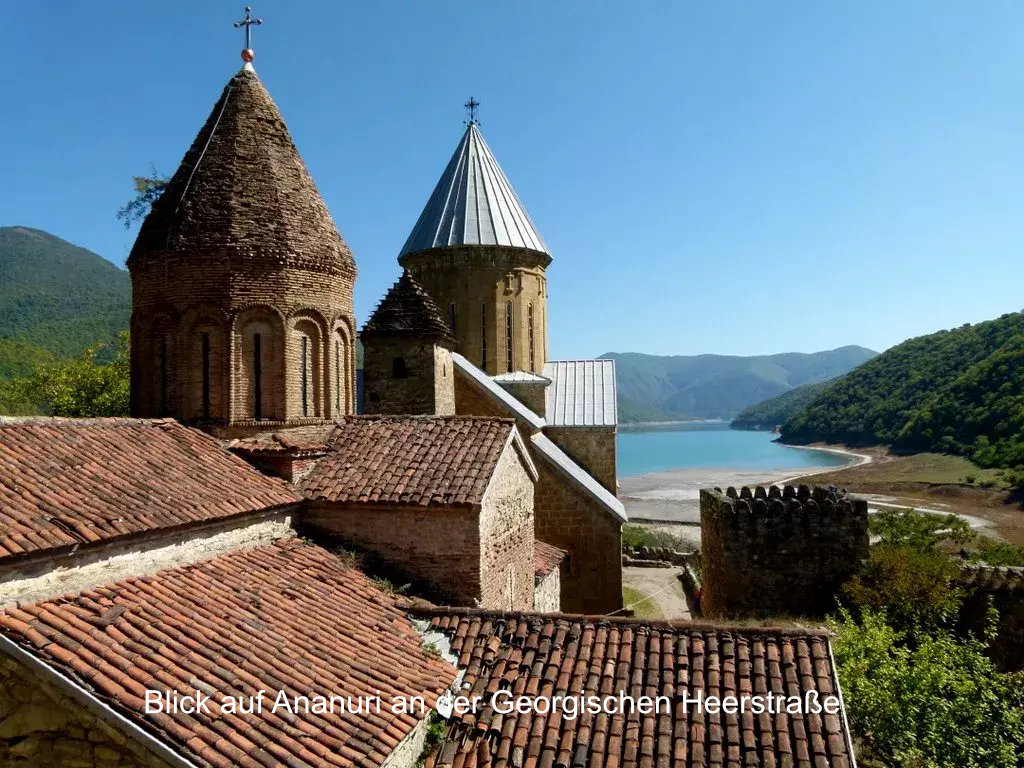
2 1 1022 359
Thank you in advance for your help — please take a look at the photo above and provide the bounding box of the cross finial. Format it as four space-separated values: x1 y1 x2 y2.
464 97 480 126
234 6 263 65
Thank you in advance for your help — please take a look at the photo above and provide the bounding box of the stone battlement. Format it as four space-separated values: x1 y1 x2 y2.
700 485 869 618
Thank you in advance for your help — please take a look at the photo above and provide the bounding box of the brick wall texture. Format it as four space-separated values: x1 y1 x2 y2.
454 373 623 614
302 440 534 610
543 426 617 494
401 245 549 375
700 485 869 618
362 338 455 416
128 69 356 432
0 655 172 767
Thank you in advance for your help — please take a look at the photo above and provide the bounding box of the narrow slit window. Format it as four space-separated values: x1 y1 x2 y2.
253 333 262 420
301 336 309 417
201 332 211 420
449 303 457 335
528 304 535 371
481 303 487 373
505 301 513 373
335 339 341 412
159 336 169 415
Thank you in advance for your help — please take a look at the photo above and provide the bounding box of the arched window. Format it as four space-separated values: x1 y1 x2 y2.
393 357 408 379
334 338 341 413
480 303 487 373
505 301 513 373
528 304 535 371
253 333 263 420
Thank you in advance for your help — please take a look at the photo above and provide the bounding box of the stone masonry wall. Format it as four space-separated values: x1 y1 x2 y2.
958 566 1024 671
0 654 172 767
303 502 482 605
544 426 617 494
700 485 869 618
362 337 454 416
478 442 535 611
496 381 547 418
402 245 550 375
454 373 623 614
533 569 561 612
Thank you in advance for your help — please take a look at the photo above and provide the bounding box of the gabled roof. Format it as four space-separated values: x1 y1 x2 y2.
400 123 549 257
0 418 299 564
362 270 454 341
418 608 856 768
300 416 523 507
0 539 455 768
451 354 626 521
128 68 354 276
543 359 618 427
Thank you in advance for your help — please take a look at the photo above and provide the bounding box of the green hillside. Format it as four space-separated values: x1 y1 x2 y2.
0 226 130 364
781 312 1024 467
602 345 876 422
730 379 835 430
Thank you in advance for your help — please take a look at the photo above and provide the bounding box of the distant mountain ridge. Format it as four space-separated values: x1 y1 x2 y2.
730 379 836 431
781 311 1024 468
601 345 877 423
0 226 130 378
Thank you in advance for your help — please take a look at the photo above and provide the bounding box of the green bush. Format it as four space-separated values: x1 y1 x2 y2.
621 524 689 551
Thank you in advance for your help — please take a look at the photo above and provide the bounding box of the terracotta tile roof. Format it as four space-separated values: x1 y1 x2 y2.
229 424 336 455
533 541 565 579
0 418 299 564
362 270 454 342
419 609 854 768
0 539 455 768
300 416 515 507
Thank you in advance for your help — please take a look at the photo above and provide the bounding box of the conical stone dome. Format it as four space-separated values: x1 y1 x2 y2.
129 68 354 276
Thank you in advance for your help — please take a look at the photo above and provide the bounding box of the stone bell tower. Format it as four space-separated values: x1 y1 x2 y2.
127 37 357 436
398 104 551 376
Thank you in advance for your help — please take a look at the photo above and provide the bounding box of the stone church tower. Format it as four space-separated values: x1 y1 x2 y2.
127 62 357 435
399 120 551 375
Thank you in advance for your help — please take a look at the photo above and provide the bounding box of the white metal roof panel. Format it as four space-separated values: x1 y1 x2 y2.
542 359 618 427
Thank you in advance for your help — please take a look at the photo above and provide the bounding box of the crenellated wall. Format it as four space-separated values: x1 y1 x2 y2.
700 484 869 618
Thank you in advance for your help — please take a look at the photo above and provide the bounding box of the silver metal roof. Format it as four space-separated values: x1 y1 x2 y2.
400 123 549 257
542 360 618 427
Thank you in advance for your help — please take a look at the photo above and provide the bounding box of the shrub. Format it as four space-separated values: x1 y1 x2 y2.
830 607 1024 768
621 524 689 552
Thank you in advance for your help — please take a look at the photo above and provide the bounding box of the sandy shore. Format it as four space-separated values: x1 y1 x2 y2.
620 446 872 525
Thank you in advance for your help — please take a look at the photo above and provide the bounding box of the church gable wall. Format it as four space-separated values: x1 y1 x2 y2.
532 461 623 614
0 655 173 768
479 442 535 611
302 502 483 605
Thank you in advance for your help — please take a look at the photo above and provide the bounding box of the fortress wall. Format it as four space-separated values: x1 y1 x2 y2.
699 485 869 618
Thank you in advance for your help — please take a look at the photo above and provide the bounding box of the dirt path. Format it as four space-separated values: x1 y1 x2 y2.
621 567 691 620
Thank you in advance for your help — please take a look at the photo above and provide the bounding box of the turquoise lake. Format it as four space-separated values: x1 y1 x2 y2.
617 422 850 478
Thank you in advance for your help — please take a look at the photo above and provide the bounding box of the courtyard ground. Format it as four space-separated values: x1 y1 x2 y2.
621 566 691 620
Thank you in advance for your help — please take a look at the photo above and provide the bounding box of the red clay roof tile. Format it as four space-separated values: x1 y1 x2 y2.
0 418 299 564
533 541 566 578
0 539 455 768
300 416 515 507
417 609 854 768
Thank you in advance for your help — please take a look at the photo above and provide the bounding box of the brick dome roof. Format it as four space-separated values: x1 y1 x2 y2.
128 69 354 276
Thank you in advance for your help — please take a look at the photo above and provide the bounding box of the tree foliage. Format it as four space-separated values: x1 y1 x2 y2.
116 172 168 229
730 378 836 430
781 312 1024 459
830 607 1024 768
2 332 129 417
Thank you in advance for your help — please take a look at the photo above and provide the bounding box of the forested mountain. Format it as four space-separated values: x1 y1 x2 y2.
781 311 1024 468
603 346 876 422
0 226 130 374
730 379 835 430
